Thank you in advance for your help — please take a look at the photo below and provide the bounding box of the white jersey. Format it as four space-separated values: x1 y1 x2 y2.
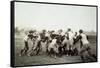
80 33 89 45
51 39 57 45
23 35 28 42
45 32 50 37
61 32 64 36
37 35 41 41
67 31 74 40
48 39 59 53
48 39 57 48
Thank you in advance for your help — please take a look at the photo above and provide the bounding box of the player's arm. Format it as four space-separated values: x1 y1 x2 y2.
73 35 82 44
86 35 89 40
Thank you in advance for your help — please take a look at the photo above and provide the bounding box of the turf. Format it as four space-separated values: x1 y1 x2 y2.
14 35 97 66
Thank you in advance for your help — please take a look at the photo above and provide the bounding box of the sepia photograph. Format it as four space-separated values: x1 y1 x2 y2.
11 1 97 67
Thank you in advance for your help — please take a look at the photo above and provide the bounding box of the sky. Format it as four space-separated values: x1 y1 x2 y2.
15 2 97 32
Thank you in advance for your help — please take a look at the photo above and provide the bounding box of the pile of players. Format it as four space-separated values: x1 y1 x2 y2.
20 28 96 62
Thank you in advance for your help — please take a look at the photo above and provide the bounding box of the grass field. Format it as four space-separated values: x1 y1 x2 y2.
14 34 97 67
